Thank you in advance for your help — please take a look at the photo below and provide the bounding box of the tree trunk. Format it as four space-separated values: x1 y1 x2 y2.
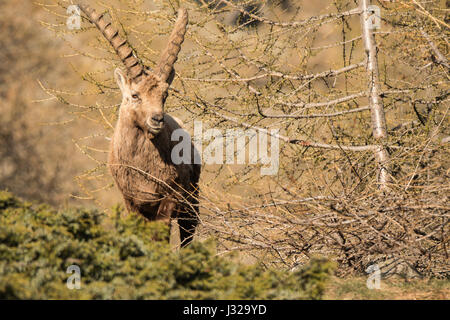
359 0 390 189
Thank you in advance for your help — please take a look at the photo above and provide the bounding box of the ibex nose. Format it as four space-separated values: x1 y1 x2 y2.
151 113 164 124
147 113 164 135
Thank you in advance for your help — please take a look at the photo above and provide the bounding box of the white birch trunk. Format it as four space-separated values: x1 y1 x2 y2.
359 0 391 189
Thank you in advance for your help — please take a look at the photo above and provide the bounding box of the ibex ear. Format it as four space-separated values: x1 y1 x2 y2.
114 68 130 94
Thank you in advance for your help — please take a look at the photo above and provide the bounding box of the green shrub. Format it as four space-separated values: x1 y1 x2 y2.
0 191 334 299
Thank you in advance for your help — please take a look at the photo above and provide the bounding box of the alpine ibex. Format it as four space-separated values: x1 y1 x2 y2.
78 4 200 246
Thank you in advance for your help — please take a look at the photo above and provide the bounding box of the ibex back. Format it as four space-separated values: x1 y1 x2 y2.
78 3 200 247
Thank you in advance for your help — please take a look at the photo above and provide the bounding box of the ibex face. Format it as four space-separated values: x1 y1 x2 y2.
114 69 169 137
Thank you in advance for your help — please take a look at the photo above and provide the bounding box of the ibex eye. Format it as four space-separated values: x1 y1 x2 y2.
131 94 140 100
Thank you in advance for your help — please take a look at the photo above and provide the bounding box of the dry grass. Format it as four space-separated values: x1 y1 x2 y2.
324 276 449 300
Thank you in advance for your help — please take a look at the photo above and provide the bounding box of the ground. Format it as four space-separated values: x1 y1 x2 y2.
324 277 449 300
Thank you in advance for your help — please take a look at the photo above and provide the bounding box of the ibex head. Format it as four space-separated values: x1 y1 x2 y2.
78 4 188 137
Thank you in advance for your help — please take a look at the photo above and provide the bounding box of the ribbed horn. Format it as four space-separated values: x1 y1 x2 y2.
78 3 145 81
157 8 188 83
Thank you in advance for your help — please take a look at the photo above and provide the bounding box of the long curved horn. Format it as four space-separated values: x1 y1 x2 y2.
78 3 145 81
157 8 188 83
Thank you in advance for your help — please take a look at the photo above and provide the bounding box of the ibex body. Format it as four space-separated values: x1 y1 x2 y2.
79 4 200 246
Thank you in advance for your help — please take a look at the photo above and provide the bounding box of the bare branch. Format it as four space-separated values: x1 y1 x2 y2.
258 105 370 119
421 29 450 70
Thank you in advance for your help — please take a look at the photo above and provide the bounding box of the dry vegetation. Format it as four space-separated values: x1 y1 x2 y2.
324 276 449 299
0 0 448 297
